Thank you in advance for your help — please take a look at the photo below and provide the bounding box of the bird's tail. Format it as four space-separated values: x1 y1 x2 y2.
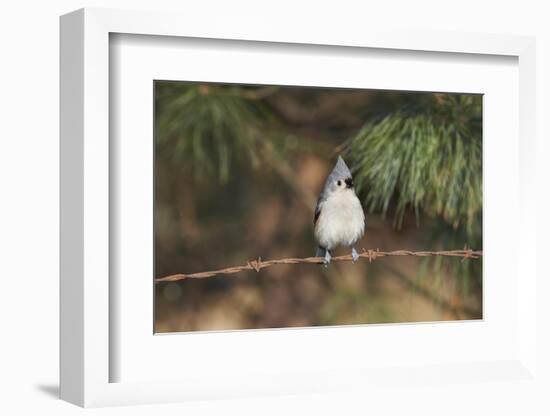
315 246 326 258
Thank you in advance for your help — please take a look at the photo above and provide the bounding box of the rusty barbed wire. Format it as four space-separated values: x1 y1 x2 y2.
155 248 482 283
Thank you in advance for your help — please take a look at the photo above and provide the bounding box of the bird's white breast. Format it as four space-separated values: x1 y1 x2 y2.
315 189 365 250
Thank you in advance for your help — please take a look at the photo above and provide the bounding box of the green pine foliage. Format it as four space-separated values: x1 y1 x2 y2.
346 94 482 287
346 94 482 239
155 82 274 182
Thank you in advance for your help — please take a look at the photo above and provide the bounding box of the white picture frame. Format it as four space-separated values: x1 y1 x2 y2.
60 7 537 407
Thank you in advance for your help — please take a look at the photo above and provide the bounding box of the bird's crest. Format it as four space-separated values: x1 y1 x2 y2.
329 155 352 180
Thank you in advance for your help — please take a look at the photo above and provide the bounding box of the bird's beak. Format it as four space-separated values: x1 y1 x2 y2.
345 178 354 188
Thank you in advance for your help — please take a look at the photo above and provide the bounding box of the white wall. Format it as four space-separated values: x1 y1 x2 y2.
1 1 548 414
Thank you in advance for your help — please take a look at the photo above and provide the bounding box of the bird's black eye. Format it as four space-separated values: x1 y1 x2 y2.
337 180 342 186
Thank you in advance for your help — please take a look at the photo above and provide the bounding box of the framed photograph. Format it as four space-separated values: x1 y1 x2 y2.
152 82 483 334
60 8 537 407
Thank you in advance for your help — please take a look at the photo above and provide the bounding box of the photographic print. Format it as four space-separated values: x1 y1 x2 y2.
154 82 482 333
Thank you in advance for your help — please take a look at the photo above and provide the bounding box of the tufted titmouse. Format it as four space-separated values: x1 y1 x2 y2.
314 156 365 265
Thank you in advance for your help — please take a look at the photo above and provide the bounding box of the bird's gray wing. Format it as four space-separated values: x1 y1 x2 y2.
314 205 321 225
313 195 324 225
314 193 328 257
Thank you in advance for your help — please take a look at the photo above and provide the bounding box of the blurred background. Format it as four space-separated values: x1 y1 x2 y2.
154 82 482 333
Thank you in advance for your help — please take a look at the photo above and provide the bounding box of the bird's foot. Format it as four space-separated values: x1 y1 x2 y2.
323 250 332 267
351 247 359 263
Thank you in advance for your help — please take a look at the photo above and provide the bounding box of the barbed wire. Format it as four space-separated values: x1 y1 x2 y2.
155 248 482 283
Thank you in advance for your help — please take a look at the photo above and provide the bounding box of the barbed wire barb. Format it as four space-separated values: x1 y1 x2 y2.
155 248 482 283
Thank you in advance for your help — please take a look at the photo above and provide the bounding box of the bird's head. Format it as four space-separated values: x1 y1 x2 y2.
324 156 355 195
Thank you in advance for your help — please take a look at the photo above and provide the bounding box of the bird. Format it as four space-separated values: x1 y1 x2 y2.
314 156 365 265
